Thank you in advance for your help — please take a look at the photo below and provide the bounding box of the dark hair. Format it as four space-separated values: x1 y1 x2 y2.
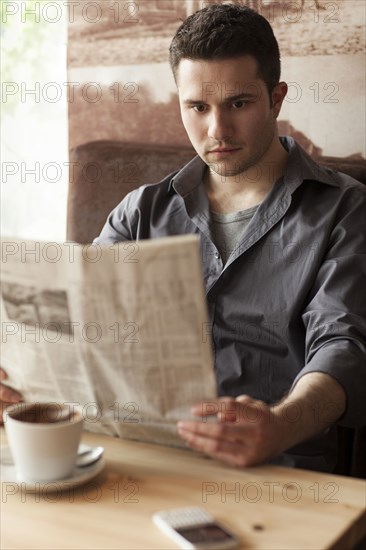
169 3 281 95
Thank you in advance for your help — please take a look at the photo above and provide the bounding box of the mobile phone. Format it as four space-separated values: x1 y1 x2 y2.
152 506 240 549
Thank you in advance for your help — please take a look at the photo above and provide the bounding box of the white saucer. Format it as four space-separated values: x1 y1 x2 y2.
0 447 105 492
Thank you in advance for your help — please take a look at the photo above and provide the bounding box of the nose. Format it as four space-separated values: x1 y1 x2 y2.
207 109 233 142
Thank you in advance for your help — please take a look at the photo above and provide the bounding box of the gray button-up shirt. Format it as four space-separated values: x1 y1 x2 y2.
95 137 366 471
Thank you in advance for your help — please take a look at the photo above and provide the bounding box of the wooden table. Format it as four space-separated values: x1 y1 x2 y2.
1 429 365 549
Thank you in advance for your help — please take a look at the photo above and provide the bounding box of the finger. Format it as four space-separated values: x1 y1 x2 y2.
216 397 241 422
0 368 8 381
216 396 263 423
177 419 252 443
228 397 268 425
235 394 253 404
205 449 253 468
0 401 16 425
178 423 251 465
0 383 22 403
190 397 237 418
217 398 248 423
178 424 270 469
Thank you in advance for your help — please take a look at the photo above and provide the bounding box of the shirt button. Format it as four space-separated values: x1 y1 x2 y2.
214 251 220 259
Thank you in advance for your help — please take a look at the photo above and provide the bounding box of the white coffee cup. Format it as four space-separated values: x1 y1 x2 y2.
4 402 84 482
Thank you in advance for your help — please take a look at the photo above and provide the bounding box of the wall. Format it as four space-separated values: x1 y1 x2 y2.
68 0 365 175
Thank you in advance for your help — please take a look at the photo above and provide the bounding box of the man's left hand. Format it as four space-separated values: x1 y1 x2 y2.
177 395 284 467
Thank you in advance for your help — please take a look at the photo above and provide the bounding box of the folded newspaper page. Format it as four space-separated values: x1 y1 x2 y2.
0 235 217 447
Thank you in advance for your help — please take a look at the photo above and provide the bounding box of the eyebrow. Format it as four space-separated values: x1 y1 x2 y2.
182 92 258 105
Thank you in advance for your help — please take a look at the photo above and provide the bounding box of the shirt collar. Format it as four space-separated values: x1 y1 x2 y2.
168 155 205 196
168 136 340 196
280 136 340 191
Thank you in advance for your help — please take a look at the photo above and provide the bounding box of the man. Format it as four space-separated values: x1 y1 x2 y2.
2 4 365 471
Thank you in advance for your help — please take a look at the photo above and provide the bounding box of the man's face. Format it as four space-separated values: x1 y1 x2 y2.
176 56 286 178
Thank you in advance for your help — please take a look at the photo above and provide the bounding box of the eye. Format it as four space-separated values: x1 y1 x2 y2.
193 104 207 113
231 99 246 109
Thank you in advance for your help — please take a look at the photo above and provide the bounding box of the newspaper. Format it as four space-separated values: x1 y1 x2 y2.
0 235 217 447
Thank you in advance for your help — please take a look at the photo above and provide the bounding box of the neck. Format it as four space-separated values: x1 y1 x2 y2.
204 137 288 213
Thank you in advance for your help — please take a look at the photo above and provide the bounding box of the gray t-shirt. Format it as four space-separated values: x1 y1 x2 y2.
211 205 259 264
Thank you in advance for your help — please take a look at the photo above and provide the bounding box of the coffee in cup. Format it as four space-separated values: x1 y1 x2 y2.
4 402 83 482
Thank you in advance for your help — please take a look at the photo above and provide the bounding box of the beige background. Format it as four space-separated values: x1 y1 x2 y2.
68 0 365 165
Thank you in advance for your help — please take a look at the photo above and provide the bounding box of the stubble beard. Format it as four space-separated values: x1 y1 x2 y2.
205 122 277 180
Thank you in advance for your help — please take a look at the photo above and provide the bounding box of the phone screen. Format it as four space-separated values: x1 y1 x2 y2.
177 523 234 544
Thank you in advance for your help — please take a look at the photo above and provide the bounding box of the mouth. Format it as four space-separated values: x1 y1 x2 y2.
207 147 241 156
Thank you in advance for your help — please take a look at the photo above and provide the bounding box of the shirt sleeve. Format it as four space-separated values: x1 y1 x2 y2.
293 184 366 427
93 193 137 245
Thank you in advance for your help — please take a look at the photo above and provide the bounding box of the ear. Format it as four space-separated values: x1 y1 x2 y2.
271 82 288 118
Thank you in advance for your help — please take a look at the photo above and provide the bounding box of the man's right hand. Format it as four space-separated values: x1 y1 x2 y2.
0 368 22 424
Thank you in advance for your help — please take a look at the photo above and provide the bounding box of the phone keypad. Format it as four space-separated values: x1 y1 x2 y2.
160 507 214 529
